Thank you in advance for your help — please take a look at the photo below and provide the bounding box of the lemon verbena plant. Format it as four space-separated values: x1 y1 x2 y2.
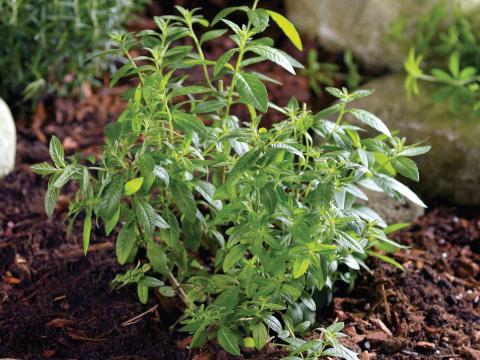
32 3 428 358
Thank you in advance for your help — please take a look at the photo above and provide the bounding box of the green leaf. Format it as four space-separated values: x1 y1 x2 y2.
98 177 123 219
236 72 268 112
183 218 202 251
214 48 237 76
300 293 316 311
248 45 295 74
349 109 391 136
211 6 248 25
200 29 227 44
214 287 240 309
397 145 430 157
376 174 426 208
49 136 65 168
82 167 91 196
160 209 180 248
116 226 137 265
124 177 144 195
139 276 164 288
270 143 305 161
44 183 58 218
190 324 208 348
266 10 303 51
367 250 404 271
260 183 278 214
159 286 175 297
83 208 92 255
252 323 268 350
227 149 259 184
171 179 197 222
137 284 148 304
323 344 359 360
383 223 410 235
147 241 168 273
223 245 246 272
194 100 225 113
217 326 240 356
105 206 120 236
153 165 169 186
110 62 134 87
449 52 460 78
171 86 213 97
393 157 419 181
31 162 61 175
264 315 282 333
293 257 310 278
53 165 78 188
335 230 365 254
134 198 169 235
173 111 207 138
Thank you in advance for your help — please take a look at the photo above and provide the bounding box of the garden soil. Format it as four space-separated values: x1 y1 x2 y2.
1 88 479 360
1 1 479 358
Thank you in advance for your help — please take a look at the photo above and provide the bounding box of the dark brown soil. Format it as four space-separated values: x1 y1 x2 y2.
2 95 480 360
323 208 480 360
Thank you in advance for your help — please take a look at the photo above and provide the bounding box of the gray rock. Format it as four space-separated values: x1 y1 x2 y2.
359 190 424 225
346 74 480 206
286 0 480 70
0 98 16 178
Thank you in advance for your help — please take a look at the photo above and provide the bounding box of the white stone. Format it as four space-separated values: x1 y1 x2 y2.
286 0 480 70
0 98 16 177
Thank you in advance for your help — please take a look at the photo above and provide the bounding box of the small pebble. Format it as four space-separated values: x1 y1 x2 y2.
364 341 371 350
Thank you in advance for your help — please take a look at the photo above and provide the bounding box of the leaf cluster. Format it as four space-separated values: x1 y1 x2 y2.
301 49 361 96
404 3 480 114
33 3 427 358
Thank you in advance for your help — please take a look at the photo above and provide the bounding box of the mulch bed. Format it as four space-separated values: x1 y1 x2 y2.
1 90 479 360
1 2 479 358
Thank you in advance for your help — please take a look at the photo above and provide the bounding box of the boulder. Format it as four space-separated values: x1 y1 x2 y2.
346 74 480 206
0 98 16 178
286 0 480 70
359 190 424 226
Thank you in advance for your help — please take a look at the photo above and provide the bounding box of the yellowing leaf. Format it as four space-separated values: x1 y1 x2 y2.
124 177 144 195
293 257 310 278
267 10 303 51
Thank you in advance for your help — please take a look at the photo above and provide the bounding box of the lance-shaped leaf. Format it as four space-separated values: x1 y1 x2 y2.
349 109 391 137
133 198 169 235
236 72 268 112
248 45 295 74
266 10 303 51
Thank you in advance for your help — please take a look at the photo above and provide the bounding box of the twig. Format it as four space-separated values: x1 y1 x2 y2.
68 242 113 258
380 284 392 324
122 304 158 327
68 333 107 342
168 272 191 308
372 317 393 337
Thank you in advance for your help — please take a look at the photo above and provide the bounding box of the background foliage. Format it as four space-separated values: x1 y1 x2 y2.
404 3 480 113
0 0 146 106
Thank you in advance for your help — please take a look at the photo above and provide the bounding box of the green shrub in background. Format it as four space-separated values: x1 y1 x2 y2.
33 2 427 358
0 0 146 107
404 3 480 114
